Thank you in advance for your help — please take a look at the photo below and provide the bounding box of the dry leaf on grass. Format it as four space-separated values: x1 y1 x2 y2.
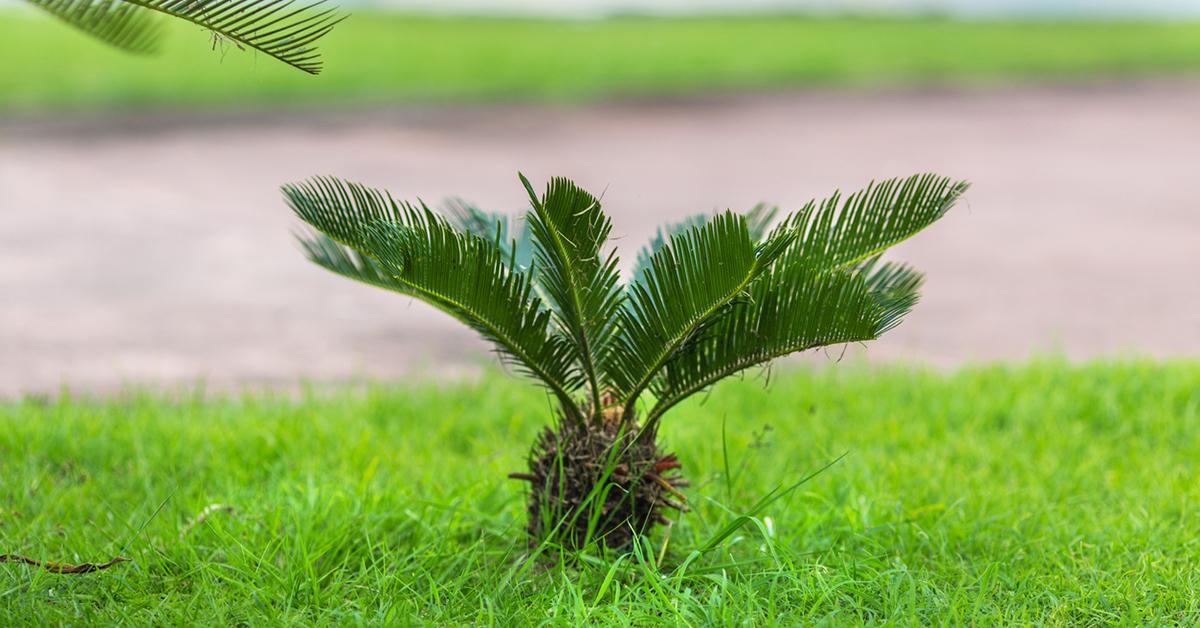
0 553 130 574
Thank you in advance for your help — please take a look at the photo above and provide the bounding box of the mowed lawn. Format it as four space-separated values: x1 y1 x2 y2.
1 361 1197 623
5 12 1200 111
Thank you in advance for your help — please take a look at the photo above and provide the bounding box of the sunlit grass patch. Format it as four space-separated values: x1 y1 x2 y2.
1 360 1197 622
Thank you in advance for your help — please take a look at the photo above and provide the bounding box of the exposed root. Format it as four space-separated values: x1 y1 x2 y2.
647 472 689 502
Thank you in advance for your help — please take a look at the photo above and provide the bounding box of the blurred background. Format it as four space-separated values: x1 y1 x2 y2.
2 0 1198 396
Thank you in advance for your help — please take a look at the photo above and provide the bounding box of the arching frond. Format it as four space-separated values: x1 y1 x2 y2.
26 0 161 53
646 261 918 425
642 172 964 426
520 174 624 415
284 177 583 420
778 174 968 270
31 0 344 74
611 211 796 414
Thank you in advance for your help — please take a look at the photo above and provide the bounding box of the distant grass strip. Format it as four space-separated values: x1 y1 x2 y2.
2 360 1198 623
5 13 1200 111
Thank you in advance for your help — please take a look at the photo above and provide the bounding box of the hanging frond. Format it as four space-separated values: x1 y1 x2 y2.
34 0 344 74
26 0 161 53
520 174 625 416
611 211 795 414
778 174 968 271
283 177 583 420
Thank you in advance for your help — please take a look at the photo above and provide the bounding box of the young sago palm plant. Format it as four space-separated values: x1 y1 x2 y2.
282 173 967 549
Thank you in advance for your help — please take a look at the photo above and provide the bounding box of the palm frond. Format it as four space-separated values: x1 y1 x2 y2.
646 262 910 425
283 177 583 419
42 0 344 74
642 171 966 426
779 174 967 270
611 211 795 414
639 174 964 423
520 174 625 416
26 0 161 53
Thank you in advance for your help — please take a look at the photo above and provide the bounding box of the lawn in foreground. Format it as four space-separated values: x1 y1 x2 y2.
5 13 1200 111
1 360 1198 623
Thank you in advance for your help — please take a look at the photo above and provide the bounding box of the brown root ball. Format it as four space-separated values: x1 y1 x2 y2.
510 415 689 550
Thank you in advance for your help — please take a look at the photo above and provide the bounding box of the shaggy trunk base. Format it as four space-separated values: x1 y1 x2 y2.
510 417 689 550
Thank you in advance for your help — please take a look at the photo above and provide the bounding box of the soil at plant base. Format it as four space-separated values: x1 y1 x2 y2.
3 81 1200 396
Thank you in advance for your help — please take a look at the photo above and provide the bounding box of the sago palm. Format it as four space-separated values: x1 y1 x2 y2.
283 172 967 549
25 0 341 73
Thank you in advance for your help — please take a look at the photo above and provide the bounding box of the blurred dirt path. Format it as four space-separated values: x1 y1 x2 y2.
2 83 1198 396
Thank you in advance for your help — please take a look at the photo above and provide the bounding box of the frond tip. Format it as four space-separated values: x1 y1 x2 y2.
780 173 968 270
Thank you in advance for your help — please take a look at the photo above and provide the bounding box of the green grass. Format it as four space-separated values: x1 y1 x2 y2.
2 360 1199 623
6 13 1200 112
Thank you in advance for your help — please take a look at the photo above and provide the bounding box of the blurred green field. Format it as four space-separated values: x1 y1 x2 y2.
5 12 1200 111
2 361 1199 623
